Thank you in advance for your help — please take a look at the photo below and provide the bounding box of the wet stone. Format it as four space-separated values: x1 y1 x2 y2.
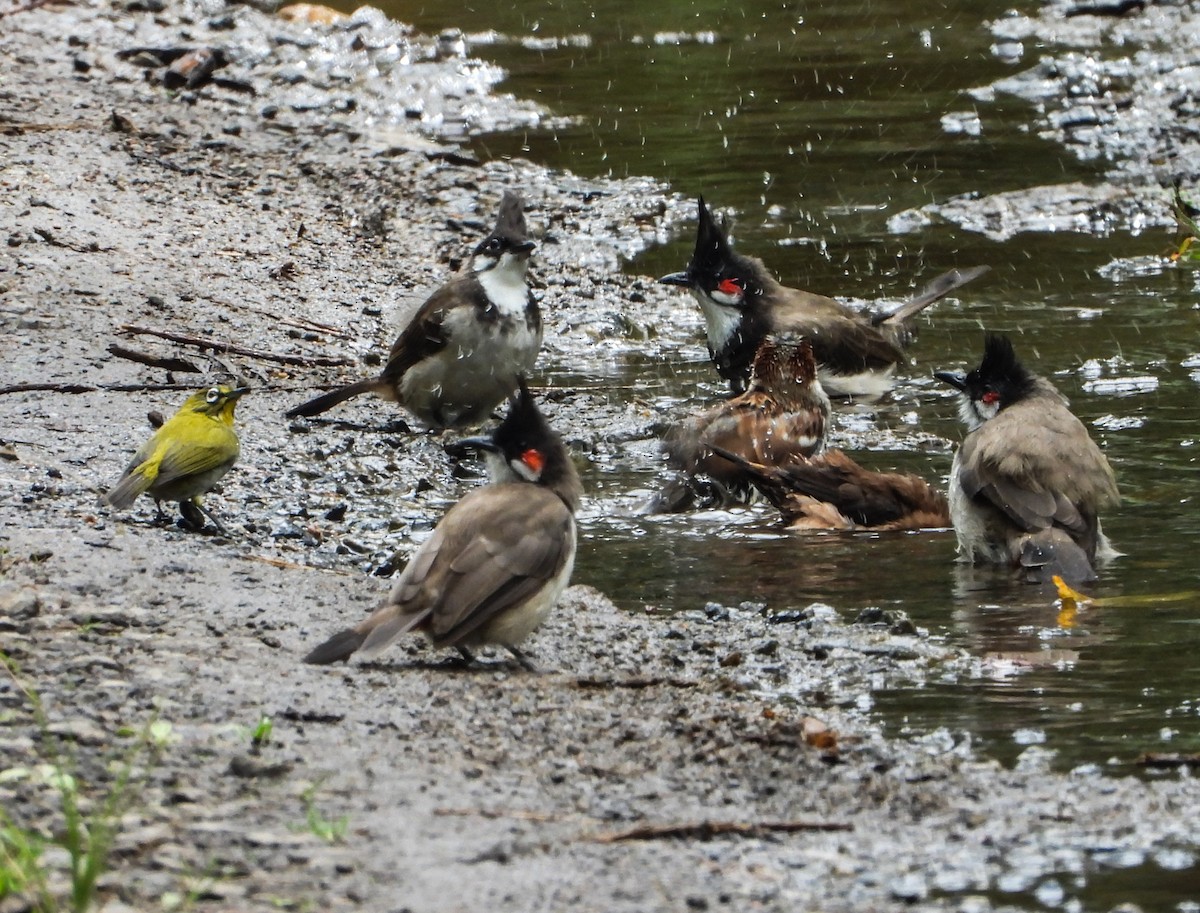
44 719 109 745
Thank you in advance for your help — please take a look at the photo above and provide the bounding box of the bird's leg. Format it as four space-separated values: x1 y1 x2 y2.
192 498 231 536
455 645 478 666
505 645 541 674
178 498 206 531
152 499 170 525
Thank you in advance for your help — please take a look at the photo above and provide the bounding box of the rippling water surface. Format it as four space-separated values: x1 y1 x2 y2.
383 0 1199 797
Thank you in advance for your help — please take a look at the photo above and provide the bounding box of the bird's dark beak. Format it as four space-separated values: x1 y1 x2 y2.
659 271 693 287
227 387 252 400
454 435 500 454
934 371 967 393
514 240 536 255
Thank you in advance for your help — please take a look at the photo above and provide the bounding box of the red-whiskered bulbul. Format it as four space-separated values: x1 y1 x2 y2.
935 333 1120 583
659 197 989 399
303 380 581 670
287 191 541 428
714 446 951 532
662 339 830 506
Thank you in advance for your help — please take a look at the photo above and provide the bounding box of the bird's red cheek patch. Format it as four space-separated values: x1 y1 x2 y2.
982 391 1000 405
717 279 742 296
521 448 545 475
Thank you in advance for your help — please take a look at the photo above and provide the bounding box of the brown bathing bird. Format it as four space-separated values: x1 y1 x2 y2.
935 333 1120 583
716 446 951 532
661 339 830 506
287 191 541 428
303 381 581 670
659 196 989 399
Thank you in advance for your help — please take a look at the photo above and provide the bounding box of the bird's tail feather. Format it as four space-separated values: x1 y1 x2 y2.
874 265 991 330
357 610 428 660
103 467 155 509
286 378 387 419
303 628 369 665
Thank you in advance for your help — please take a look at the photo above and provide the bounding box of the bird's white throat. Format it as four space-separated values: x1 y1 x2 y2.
476 252 530 317
958 395 998 431
695 291 742 351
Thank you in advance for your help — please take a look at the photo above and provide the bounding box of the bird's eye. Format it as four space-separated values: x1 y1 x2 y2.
485 238 503 253
206 387 221 404
717 278 744 296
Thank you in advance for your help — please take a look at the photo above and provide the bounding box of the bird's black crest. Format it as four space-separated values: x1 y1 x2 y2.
490 191 529 247
495 377 554 453
690 196 735 278
975 333 1035 393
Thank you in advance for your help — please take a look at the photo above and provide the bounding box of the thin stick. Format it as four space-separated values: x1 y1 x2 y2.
1137 752 1200 769
0 381 371 397
118 324 353 367
574 676 700 690
0 382 198 396
0 0 73 19
228 303 351 339
107 344 201 374
434 808 563 823
593 820 853 844
242 554 353 575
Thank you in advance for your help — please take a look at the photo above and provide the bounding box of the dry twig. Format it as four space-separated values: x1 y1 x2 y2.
0 382 199 396
119 324 352 367
107 343 201 374
593 819 852 843
574 676 700 690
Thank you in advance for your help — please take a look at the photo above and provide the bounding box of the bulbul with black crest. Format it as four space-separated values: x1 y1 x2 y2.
287 191 541 428
659 197 988 399
302 380 581 671
935 333 1120 583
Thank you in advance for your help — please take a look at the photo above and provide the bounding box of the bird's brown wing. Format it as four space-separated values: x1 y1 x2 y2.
773 301 905 375
740 449 948 529
958 397 1118 534
378 278 473 383
431 487 574 645
666 393 826 490
359 485 573 657
699 403 826 480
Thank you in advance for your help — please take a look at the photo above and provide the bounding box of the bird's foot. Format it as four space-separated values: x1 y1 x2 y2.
504 645 542 674
177 499 207 532
179 499 231 537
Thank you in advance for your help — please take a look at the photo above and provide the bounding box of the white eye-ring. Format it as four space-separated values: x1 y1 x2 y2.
206 387 221 404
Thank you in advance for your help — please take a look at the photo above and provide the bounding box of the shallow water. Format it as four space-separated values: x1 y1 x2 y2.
384 0 1199 784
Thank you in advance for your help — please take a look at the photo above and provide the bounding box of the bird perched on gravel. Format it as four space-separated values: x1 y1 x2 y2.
103 384 249 534
303 380 581 671
936 333 1120 583
286 191 541 429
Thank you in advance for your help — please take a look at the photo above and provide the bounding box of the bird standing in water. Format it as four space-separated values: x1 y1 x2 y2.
660 197 988 399
659 339 830 508
936 333 1120 583
104 384 249 533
